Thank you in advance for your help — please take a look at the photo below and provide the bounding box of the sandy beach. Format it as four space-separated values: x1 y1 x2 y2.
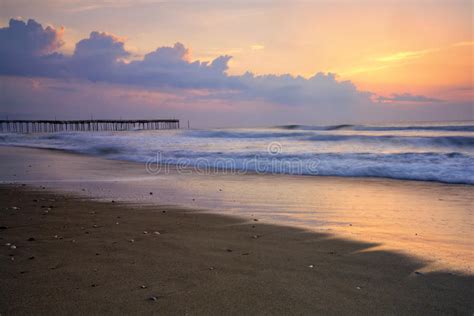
1 185 473 315
0 146 473 314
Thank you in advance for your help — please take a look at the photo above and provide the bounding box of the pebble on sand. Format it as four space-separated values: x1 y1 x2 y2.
149 296 158 302
308 264 314 268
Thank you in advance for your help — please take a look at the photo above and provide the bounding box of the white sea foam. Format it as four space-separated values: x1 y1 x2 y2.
1 121 473 184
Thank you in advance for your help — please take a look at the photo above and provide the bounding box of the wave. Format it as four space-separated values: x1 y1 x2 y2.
277 123 474 132
304 135 474 148
1 124 473 185
278 124 354 131
144 151 474 185
183 130 474 148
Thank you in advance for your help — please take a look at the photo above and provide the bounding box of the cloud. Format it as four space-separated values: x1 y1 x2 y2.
1 18 459 125
377 93 443 103
0 18 373 111
250 44 265 50
375 49 436 63
0 18 64 56
0 18 65 77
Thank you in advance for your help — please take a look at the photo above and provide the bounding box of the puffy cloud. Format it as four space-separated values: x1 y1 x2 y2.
71 31 129 81
3 18 457 125
377 93 443 103
74 31 129 60
0 18 63 56
0 18 64 77
0 18 372 111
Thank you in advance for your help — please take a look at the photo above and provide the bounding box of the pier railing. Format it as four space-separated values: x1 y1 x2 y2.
0 119 180 133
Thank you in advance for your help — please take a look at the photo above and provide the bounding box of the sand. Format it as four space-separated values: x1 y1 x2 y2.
0 185 473 315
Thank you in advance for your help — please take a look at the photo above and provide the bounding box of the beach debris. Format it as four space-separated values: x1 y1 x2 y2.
11 256 14 261
192 198 195 201
149 192 153 195
209 267 215 270
111 200 115 203
308 264 314 268
10 206 19 210
414 271 424 276
253 219 258 222
0 226 8 230
148 296 158 302
10 245 17 249
128 239 135 243
33 199 38 202
219 189 222 192
153 231 161 235
28 256 35 260
356 286 362 290
162 210 166 213
143 231 149 235
91 284 97 287
92 224 99 228
226 248 233 252
140 285 147 289
5 243 11 246
116 222 119 225
27 237 35 241
89 211 96 215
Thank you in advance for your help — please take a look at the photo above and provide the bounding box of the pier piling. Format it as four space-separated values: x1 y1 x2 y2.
0 119 180 133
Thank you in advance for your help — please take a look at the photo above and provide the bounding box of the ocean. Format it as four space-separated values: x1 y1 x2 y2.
1 121 473 184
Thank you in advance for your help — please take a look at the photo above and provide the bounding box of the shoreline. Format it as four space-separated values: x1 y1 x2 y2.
1 145 473 274
1 184 473 314
2 144 472 186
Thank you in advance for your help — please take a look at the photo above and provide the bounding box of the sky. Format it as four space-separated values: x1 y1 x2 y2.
0 0 472 127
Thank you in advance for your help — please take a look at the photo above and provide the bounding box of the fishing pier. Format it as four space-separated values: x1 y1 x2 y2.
0 119 180 133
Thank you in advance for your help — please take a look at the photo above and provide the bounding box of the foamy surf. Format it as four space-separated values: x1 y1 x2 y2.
1 121 473 184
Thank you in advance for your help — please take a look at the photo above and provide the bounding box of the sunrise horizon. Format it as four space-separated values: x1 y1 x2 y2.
0 1 472 315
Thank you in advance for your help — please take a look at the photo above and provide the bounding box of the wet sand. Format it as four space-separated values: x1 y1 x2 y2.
0 146 473 314
0 146 472 273
1 186 473 315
